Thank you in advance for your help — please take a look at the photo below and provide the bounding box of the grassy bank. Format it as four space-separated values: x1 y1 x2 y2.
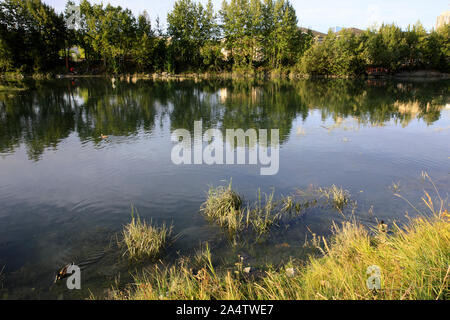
112 195 449 300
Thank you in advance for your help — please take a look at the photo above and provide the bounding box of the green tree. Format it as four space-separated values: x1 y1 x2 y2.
403 22 428 69
78 1 138 73
167 0 218 72
330 29 365 75
272 0 300 68
435 24 450 72
220 0 252 69
0 0 67 72
132 11 155 72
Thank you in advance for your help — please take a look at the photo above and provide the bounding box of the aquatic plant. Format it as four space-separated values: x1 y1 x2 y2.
201 182 323 241
191 243 214 271
201 182 305 240
113 186 449 300
247 190 283 240
317 185 350 212
200 180 244 235
113 207 449 299
391 181 401 192
119 210 173 262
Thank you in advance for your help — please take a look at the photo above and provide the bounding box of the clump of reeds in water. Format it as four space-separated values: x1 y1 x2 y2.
200 180 244 235
201 182 303 241
246 190 285 240
317 185 350 212
201 181 357 242
119 209 173 262
246 189 320 239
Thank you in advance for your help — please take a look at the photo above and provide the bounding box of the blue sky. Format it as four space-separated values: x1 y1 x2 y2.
45 0 449 33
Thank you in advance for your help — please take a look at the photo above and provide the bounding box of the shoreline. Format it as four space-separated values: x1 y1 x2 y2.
112 212 449 300
111 182 449 300
1 70 449 82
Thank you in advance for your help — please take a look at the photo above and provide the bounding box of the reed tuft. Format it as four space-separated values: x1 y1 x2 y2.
119 209 173 262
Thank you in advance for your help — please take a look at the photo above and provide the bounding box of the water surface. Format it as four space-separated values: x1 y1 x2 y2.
0 78 449 299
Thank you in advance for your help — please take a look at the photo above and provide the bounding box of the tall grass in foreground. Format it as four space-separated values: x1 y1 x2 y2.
113 193 449 300
119 210 173 262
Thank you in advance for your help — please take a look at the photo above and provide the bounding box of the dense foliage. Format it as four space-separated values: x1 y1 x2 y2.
0 0 67 72
300 23 450 75
0 0 448 74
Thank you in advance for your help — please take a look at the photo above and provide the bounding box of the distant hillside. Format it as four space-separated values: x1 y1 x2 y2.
299 27 365 36
338 27 365 35
299 27 327 37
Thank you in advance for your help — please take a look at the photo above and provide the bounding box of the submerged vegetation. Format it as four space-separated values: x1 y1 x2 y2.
113 207 449 300
119 210 173 262
316 185 351 213
200 181 307 241
247 191 284 240
112 174 449 300
200 181 244 235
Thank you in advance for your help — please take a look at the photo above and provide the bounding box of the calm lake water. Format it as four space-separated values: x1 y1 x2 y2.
0 78 449 299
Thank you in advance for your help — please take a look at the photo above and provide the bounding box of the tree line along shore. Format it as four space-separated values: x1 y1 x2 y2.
0 0 449 78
